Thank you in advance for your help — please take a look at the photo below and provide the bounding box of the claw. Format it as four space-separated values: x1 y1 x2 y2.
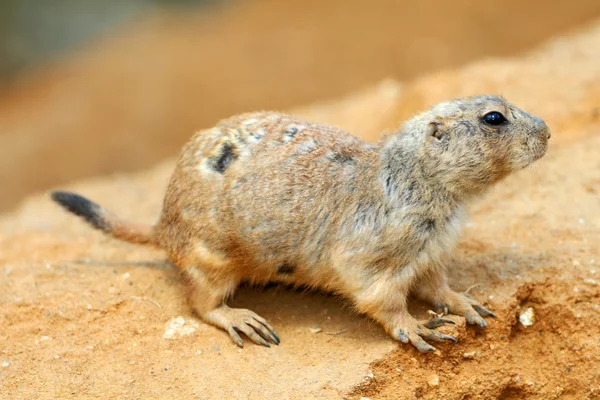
253 316 281 345
423 317 455 329
239 323 271 347
398 330 409 343
228 328 244 348
440 334 457 342
473 304 497 318
435 303 450 315
246 322 274 346
466 314 488 328
414 341 436 353
419 326 458 343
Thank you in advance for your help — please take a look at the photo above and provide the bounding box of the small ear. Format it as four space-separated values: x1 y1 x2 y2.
426 121 446 141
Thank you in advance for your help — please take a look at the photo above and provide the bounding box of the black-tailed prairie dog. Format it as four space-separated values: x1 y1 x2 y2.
52 95 550 352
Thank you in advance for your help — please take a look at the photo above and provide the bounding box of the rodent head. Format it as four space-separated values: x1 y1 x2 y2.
391 95 550 197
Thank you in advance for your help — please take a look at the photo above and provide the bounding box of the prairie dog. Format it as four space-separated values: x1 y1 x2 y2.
52 95 550 352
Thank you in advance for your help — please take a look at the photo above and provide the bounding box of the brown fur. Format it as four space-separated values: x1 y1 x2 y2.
52 95 550 352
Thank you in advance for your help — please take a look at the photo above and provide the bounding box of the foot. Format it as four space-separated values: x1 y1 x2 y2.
434 290 496 328
203 305 280 348
389 316 457 353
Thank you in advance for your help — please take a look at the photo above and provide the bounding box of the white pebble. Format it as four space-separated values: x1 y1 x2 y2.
308 326 322 334
519 307 536 327
1 362 9 367
584 278 598 286
122 272 131 280
428 374 440 386
463 351 480 359
163 316 199 339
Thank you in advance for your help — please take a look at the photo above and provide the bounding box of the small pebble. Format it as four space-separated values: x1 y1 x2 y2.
163 316 199 339
40 336 50 341
308 326 322 334
463 351 480 359
122 272 130 280
584 278 598 286
519 307 535 327
87 304 93 310
2 361 9 367
428 374 440 386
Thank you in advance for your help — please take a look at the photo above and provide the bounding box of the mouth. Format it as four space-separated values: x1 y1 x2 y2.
529 138 548 163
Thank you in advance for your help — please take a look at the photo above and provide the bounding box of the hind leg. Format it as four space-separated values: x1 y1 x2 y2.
182 262 280 348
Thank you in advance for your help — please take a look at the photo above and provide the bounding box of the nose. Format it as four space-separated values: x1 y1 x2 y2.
543 123 551 139
541 124 551 139
534 116 551 139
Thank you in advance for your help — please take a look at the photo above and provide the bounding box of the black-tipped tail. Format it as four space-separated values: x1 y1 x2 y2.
51 191 111 232
51 190 157 246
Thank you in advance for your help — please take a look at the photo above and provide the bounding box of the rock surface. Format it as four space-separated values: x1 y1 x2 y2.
2 15 600 400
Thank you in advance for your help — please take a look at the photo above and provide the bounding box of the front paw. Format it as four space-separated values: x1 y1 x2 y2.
391 317 457 353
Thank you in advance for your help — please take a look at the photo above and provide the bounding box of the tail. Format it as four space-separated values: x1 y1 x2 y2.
51 191 158 246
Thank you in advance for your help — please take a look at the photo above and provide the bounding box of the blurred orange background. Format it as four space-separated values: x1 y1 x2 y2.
1 0 600 211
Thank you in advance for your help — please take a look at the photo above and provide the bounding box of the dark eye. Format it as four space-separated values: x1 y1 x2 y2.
482 111 507 126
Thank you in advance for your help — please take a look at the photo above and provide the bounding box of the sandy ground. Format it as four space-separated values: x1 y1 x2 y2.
3 11 600 400
1 0 600 211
